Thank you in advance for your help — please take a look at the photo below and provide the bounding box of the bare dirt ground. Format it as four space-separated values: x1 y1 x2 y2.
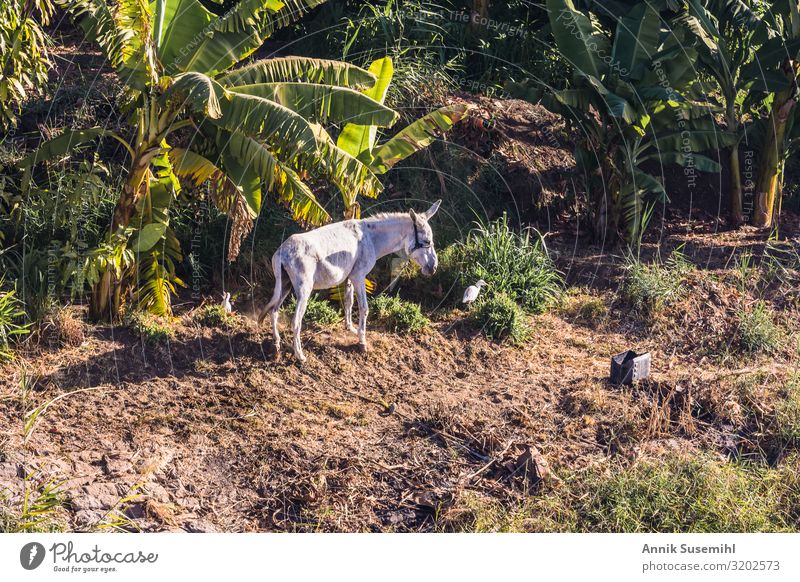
2 218 798 532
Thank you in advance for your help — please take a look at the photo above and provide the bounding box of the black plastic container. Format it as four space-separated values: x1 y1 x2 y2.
610 350 651 385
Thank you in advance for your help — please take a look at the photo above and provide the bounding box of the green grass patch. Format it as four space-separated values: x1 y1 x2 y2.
0 476 67 533
737 301 782 355
442 452 800 532
777 373 800 446
559 288 608 323
0 282 30 362
623 249 692 316
193 304 228 327
470 292 529 344
285 295 342 327
371 295 428 334
127 311 175 344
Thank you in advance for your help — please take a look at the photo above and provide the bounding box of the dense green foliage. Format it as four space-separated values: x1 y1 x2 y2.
371 294 428 334
449 215 562 314
469 292 529 344
286 295 343 326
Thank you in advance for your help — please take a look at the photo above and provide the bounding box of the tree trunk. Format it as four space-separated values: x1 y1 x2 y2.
471 0 490 34
726 102 744 225
593 154 619 245
88 158 150 321
754 66 797 228
729 144 744 225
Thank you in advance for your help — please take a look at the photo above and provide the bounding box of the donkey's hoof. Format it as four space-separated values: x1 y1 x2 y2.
346 325 357 334
295 353 308 364
358 343 368 353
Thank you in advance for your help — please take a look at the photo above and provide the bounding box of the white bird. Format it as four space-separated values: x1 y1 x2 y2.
462 280 488 306
221 291 232 314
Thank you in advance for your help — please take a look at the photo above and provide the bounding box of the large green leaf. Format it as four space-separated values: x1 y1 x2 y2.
742 37 800 80
369 104 471 174
160 72 222 118
255 0 327 38
129 222 167 253
211 91 318 155
640 151 722 173
220 150 261 217
582 75 638 124
311 124 383 204
152 0 214 67
219 56 376 89
165 0 327 75
546 0 609 80
611 2 661 80
337 56 394 160
227 82 398 126
223 132 330 226
212 0 284 34
169 147 222 185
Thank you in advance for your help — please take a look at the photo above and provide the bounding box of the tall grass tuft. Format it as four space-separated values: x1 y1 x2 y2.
623 248 692 315
449 215 562 314
737 301 782 355
0 281 30 362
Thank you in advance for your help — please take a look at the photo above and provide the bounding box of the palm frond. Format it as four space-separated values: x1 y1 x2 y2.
219 56 376 89
227 82 398 126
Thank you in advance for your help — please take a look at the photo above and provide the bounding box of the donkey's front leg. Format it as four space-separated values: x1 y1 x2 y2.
344 280 357 333
292 284 312 363
353 278 369 351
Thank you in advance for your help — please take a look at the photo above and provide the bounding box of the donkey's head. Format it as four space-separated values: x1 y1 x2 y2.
407 200 441 276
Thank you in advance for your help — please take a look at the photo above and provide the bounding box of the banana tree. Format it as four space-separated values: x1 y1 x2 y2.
20 0 399 320
747 1 800 228
335 56 472 217
510 0 735 244
679 0 780 224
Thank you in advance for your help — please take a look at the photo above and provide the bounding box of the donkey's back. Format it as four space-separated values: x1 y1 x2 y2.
277 219 363 290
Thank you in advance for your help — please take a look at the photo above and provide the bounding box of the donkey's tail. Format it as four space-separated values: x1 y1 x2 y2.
258 252 285 324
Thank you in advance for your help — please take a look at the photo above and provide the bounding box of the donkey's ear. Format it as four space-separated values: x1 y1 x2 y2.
425 199 442 220
409 208 419 222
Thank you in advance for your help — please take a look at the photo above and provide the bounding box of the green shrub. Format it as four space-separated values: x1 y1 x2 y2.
445 215 562 314
0 283 30 362
194 304 228 327
737 301 782 355
470 293 529 344
285 295 342 327
623 249 692 315
127 311 175 344
371 295 428 334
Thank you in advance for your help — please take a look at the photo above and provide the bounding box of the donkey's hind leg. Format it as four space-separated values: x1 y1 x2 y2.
292 283 312 363
343 280 357 333
353 277 369 351
269 283 291 356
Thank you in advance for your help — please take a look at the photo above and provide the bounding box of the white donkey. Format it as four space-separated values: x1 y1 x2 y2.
258 200 441 362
